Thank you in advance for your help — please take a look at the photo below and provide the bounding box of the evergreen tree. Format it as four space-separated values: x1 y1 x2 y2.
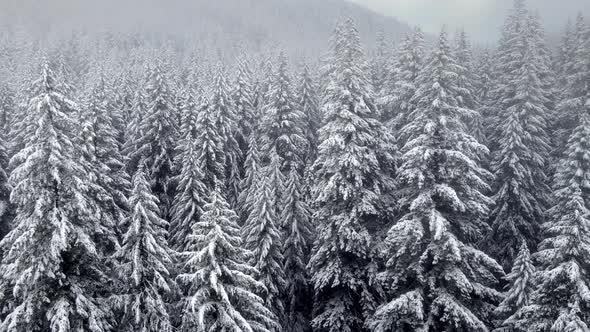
243 149 286 323
233 58 258 157
454 29 484 142
309 18 396 332
260 52 307 173
554 14 589 160
0 118 11 253
177 185 279 332
238 134 262 224
370 29 503 332
169 98 208 252
124 63 178 218
487 0 552 269
384 27 425 137
508 112 590 331
281 167 314 332
0 62 113 332
494 242 535 332
114 165 174 332
79 71 130 247
211 65 242 209
297 63 321 165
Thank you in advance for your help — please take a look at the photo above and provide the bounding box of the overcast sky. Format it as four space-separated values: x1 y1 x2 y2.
348 0 590 42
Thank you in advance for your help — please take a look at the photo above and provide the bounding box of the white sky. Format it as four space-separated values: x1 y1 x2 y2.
348 0 590 42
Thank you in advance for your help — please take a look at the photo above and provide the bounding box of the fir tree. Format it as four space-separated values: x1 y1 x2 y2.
384 27 425 137
233 58 258 157
79 70 130 247
238 134 262 224
124 63 178 218
169 98 208 252
0 62 113 332
494 242 535 332
113 165 174 332
297 63 321 165
260 52 307 173
281 167 314 332
211 65 242 209
487 0 552 269
309 18 397 332
243 149 287 323
177 185 279 332
508 111 590 331
370 28 503 332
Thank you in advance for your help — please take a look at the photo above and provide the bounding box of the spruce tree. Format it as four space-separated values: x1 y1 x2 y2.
494 242 535 331
233 58 258 157
114 165 174 332
384 27 425 136
260 52 307 173
0 120 10 243
79 71 130 246
297 63 321 165
0 62 113 332
124 62 178 218
238 134 262 224
508 112 590 331
211 65 242 209
370 29 503 332
177 185 279 332
281 167 314 332
169 98 208 252
309 18 396 332
487 0 552 269
243 149 287 323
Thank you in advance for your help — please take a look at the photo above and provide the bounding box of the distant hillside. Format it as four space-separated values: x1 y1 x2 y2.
0 0 414 56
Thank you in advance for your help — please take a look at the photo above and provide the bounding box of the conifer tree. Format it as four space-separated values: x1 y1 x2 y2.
243 149 286 322
114 165 174 332
177 185 279 332
281 167 314 332
169 97 208 252
309 18 397 332
233 58 258 157
554 14 589 160
260 52 307 173
238 134 262 224
487 0 552 269
79 71 130 243
494 242 535 331
384 27 425 136
508 111 590 331
297 63 321 165
370 29 503 332
211 65 242 208
0 62 113 332
124 63 178 218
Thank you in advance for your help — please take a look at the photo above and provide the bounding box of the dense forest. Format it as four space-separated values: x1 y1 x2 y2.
0 0 590 331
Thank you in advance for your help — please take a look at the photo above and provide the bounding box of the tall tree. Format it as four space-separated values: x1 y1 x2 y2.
494 242 535 331
79 70 130 247
383 27 425 136
487 0 552 270
169 96 208 252
238 134 262 224
124 62 178 218
210 65 242 209
233 58 258 158
260 52 307 173
113 166 174 332
243 149 287 323
0 62 113 332
309 18 397 332
281 167 314 332
297 63 321 166
508 111 590 331
370 28 503 332
177 185 279 332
